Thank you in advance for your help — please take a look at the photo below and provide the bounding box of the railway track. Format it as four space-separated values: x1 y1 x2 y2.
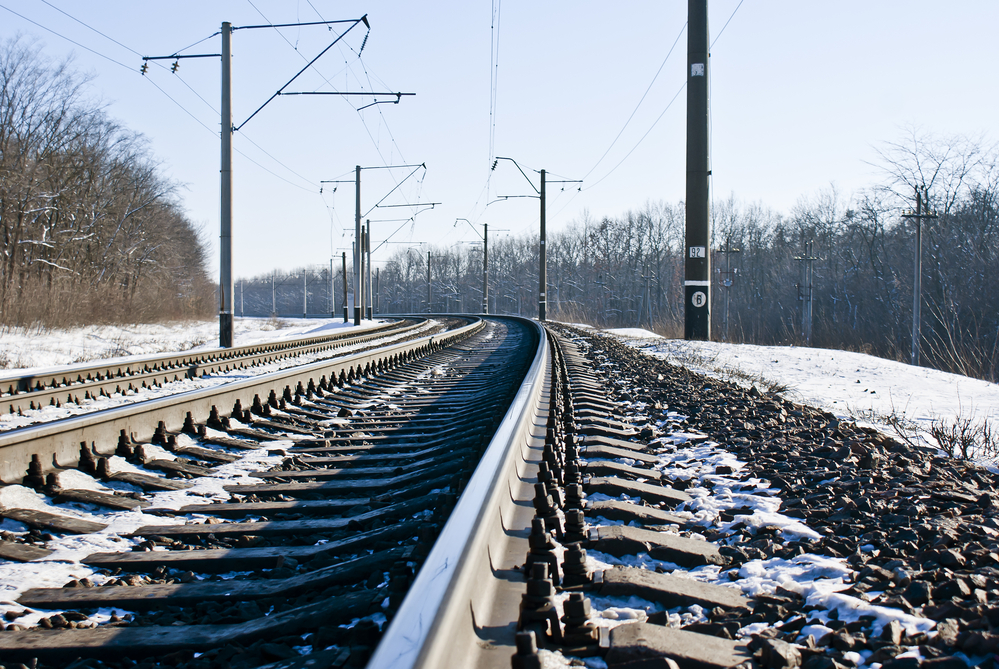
1 318 995 668
0 318 428 420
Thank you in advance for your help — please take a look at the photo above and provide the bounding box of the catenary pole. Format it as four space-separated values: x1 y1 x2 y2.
341 252 348 322
427 251 432 313
483 223 489 313
219 22 234 346
684 0 711 340
539 170 547 321
366 219 373 320
360 225 366 321
354 165 362 325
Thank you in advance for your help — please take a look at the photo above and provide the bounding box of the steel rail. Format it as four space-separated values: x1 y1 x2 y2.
0 318 483 483
369 316 551 668
0 319 427 414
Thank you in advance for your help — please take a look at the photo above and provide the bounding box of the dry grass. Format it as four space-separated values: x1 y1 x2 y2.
930 416 999 460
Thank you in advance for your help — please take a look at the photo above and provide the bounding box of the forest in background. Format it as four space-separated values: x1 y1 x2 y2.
239 130 999 383
0 38 213 328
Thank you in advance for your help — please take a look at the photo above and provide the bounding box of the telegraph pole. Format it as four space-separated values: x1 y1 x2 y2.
684 0 711 340
219 22 233 347
903 185 937 366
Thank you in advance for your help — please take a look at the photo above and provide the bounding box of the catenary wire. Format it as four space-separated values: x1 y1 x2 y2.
581 21 686 181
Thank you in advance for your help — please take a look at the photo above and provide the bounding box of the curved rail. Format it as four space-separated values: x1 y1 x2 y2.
0 319 431 415
0 318 484 483
369 317 551 668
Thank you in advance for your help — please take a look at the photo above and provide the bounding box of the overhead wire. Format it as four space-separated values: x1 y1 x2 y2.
583 2 745 194
581 21 687 181
18 1 318 192
274 0 428 214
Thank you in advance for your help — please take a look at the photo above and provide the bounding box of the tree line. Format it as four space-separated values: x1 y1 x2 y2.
234 131 998 383
378 130 996 382
0 38 213 328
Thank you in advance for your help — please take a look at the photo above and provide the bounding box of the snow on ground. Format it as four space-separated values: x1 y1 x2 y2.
0 316 384 374
602 328 999 453
0 317 428 432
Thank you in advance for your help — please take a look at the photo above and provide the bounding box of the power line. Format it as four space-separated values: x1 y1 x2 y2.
8 2 318 194
582 21 687 181
584 81 686 191
0 2 133 70
38 0 141 56
711 0 745 48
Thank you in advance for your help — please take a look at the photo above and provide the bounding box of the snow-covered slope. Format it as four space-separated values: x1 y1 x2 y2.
602 328 999 458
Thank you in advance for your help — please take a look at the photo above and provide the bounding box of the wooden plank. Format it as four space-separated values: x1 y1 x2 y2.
586 476 690 506
110 471 192 491
0 589 379 662
128 496 430 539
0 508 106 534
52 489 149 511
0 539 52 562
19 546 411 609
82 522 421 573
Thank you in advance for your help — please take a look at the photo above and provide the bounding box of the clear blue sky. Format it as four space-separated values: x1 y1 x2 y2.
2 1 996 279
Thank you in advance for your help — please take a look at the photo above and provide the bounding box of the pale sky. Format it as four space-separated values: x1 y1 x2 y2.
2 1 996 279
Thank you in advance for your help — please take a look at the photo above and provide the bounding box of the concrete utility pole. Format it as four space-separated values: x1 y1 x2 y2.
219 22 234 347
354 165 362 325
375 267 380 315
271 270 276 317
903 185 937 366
365 219 373 320
539 169 547 321
684 0 711 340
341 252 348 323
426 251 432 313
330 259 334 317
303 270 307 318
718 240 741 342
795 241 817 346
482 223 489 313
360 225 368 318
